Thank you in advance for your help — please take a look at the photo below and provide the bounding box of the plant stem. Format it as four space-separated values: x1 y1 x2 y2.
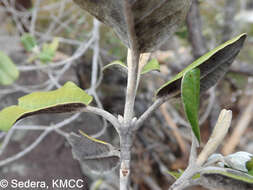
123 0 140 124
120 1 140 189
169 109 233 190
124 50 140 123
119 127 133 190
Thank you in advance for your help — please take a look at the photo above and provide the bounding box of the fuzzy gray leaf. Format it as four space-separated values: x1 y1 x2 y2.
68 132 120 172
73 0 192 52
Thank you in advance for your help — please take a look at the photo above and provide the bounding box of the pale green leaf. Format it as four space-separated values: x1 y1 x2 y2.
102 60 127 72
38 38 59 63
168 170 200 180
202 168 253 184
182 68 201 143
0 82 93 131
0 106 28 132
0 51 19 85
141 58 160 74
48 38 59 52
21 33 37 52
103 59 160 75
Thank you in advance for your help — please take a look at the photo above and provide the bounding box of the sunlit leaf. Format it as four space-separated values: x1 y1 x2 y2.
21 33 37 52
141 58 160 74
0 82 93 131
156 33 247 97
0 51 19 85
182 68 201 143
68 130 120 172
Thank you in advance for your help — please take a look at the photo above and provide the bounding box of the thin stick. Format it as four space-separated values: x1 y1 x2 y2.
83 106 120 131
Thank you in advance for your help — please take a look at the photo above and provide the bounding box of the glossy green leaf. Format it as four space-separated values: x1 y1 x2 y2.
0 51 19 85
68 130 120 172
156 33 247 97
0 82 93 131
182 68 201 143
141 58 160 74
21 33 37 52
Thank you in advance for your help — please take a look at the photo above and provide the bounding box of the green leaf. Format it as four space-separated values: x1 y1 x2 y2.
0 51 19 85
103 58 160 75
168 170 183 179
202 168 253 184
141 58 160 74
38 38 59 63
48 37 59 52
102 60 127 72
156 33 247 97
0 82 93 131
21 33 37 52
182 68 201 143
68 130 120 172
246 158 253 173
249 170 253 176
168 170 200 180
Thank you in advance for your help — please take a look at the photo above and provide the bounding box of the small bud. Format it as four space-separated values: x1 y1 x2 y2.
131 117 137 125
224 151 253 172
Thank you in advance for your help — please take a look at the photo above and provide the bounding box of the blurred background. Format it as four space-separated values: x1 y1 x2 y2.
0 0 253 189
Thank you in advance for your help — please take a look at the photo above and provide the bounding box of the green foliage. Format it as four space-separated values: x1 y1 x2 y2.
0 51 19 85
175 26 188 40
21 33 37 52
181 68 201 143
246 158 253 175
38 38 59 63
103 58 160 75
168 170 200 180
0 82 93 131
202 168 253 184
102 60 128 73
169 168 253 184
156 33 247 97
21 33 59 63
141 58 160 74
168 170 183 179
